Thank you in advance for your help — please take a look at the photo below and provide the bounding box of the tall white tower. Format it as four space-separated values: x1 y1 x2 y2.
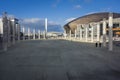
45 18 47 39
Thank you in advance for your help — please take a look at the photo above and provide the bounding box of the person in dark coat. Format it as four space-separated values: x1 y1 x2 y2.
99 42 102 47
95 42 98 47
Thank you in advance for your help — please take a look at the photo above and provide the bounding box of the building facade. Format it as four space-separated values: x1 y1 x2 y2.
0 14 20 50
64 12 120 42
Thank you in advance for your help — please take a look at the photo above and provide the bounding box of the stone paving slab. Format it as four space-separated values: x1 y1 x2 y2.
0 40 120 80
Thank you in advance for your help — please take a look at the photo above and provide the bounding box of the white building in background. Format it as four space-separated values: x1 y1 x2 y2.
76 18 120 42
0 17 20 48
64 12 120 43
47 32 63 38
0 18 3 36
9 18 20 40
0 18 20 36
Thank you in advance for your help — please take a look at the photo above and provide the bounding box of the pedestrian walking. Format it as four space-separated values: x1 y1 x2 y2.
99 42 101 47
95 42 98 47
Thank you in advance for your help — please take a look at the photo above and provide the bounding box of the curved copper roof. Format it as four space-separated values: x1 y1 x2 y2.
64 12 120 33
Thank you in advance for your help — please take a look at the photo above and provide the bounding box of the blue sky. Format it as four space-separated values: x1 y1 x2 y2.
0 0 120 32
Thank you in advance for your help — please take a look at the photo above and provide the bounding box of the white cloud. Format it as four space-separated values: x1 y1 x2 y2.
8 15 15 18
69 0 92 3
48 21 59 25
20 18 62 32
84 0 92 3
69 0 81 2
22 18 41 23
74 5 81 9
85 11 98 15
22 18 60 26
52 0 61 8
101 7 111 12
65 17 76 23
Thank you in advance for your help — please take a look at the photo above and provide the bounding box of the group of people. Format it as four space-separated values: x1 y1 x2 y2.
95 42 102 47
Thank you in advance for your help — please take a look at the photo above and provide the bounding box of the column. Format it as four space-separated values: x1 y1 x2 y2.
80 25 82 40
12 22 15 44
97 23 100 42
85 25 88 42
45 18 47 39
91 26 94 42
82 24 85 40
76 25 78 39
64 29 67 39
69 30 71 40
17 24 20 41
22 27 25 40
77 24 80 40
38 30 41 39
108 13 113 51
33 29 35 40
42 31 44 39
0 19 3 50
41 31 43 39
7 19 11 47
103 18 107 47
2 12 8 51
43 31 45 39
75 29 76 39
28 27 30 40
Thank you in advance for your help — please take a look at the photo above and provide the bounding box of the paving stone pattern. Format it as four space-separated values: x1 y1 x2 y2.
0 40 120 80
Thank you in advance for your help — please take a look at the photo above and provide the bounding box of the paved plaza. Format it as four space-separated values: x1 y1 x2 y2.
0 40 120 80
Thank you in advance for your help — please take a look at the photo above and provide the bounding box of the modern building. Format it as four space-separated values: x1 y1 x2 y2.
9 18 20 40
64 12 120 42
0 14 20 50
0 18 3 49
0 18 3 37
47 32 63 38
